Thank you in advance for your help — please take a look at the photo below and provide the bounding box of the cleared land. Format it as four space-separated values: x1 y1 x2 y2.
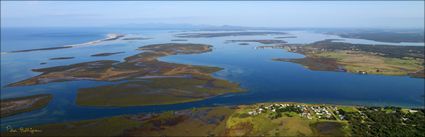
273 40 425 78
1 94 52 118
2 102 423 137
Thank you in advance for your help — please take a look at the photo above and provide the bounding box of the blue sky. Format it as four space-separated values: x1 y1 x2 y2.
1 1 424 28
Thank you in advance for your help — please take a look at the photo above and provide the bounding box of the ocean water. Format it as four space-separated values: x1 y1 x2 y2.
1 27 424 130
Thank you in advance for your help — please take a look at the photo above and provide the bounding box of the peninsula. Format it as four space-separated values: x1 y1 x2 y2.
327 31 425 43
272 40 425 77
6 33 125 53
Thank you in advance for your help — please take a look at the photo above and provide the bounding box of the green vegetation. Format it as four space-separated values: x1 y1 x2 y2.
311 121 348 136
1 94 52 118
2 103 424 137
314 51 424 76
225 103 350 136
76 75 243 106
274 40 425 77
8 43 216 87
8 43 243 107
342 107 425 137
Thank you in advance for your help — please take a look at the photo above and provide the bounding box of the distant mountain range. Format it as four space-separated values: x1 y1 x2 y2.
107 23 424 32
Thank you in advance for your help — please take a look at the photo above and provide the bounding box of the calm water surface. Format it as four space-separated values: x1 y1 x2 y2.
1 28 424 130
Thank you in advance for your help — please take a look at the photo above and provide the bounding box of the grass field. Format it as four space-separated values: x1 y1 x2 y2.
314 51 424 76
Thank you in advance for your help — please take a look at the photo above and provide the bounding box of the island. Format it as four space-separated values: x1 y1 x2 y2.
170 39 188 41
9 46 73 53
275 36 297 39
272 40 425 78
49 57 75 60
175 32 287 38
226 39 287 44
2 102 423 136
1 94 52 118
90 52 125 57
7 43 243 106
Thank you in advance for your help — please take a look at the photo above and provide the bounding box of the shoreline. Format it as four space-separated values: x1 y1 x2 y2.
3 33 125 54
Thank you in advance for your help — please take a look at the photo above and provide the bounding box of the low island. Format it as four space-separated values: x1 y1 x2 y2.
49 57 75 60
90 52 125 57
170 39 188 41
8 43 243 107
1 94 52 118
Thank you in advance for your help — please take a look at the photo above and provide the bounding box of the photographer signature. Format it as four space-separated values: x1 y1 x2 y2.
5 125 42 134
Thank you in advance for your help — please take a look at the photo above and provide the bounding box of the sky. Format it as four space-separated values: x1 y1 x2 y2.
1 1 424 28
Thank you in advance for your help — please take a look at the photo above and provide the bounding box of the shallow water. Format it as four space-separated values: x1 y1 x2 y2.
1 27 424 130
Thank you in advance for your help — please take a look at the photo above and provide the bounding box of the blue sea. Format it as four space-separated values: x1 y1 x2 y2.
1 27 424 130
